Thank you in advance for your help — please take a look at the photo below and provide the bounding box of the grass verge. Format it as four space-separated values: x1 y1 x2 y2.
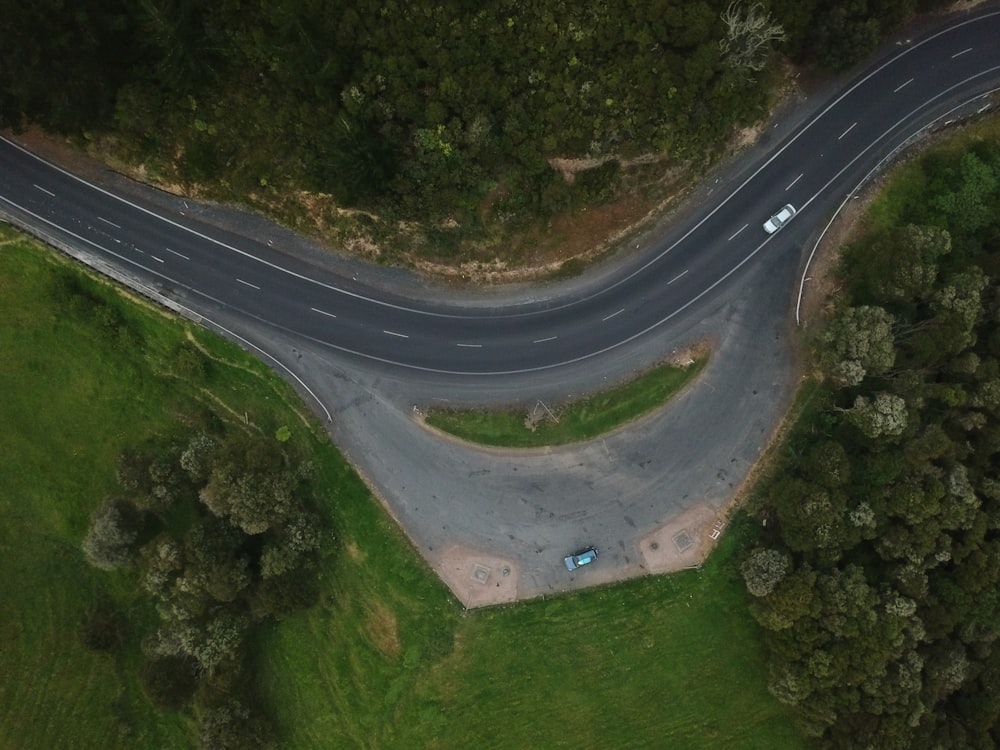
424 355 707 447
1 227 804 749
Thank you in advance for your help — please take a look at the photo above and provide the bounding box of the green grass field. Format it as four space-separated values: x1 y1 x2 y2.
0 226 805 749
424 357 707 447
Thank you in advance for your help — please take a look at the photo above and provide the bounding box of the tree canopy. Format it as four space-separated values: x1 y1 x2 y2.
744 136 1000 747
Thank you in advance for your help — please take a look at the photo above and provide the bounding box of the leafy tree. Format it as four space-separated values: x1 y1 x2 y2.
741 547 790 597
821 305 896 386
847 392 908 439
140 654 199 711
81 497 146 570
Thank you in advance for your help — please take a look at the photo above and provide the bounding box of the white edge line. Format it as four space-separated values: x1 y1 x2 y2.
310 307 337 319
0 194 333 420
894 77 914 93
236 278 260 290
456 343 482 348
166 247 189 260
796 84 1000 326
4 10 997 326
33 184 55 197
97 216 121 229
727 224 749 241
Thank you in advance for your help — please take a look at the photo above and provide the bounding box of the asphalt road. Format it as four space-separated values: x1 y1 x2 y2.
2 7 1000 602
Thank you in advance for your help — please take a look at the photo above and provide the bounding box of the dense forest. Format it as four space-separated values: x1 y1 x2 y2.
742 134 1000 748
0 0 949 263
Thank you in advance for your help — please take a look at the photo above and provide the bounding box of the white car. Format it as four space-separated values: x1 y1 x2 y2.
763 204 796 234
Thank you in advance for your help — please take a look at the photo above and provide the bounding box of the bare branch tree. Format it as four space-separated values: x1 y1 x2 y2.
719 2 786 74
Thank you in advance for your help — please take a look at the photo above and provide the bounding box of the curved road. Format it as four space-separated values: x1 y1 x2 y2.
3 7 1000 602
2 9 1000 377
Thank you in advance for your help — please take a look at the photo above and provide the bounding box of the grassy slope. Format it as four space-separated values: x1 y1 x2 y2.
1 227 806 749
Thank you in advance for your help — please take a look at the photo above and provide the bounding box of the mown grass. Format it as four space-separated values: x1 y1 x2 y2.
424 356 707 447
1 226 805 749
261 515 806 750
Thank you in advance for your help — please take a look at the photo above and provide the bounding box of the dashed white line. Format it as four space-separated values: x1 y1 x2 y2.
456 343 482 348
602 308 625 322
97 216 121 229
728 224 749 241
533 336 557 344
894 78 914 93
151 255 165 263
786 173 803 191
33 184 55 197
383 329 408 338
838 122 857 140
236 278 260 290
165 247 189 260
667 270 688 285
310 307 337 319
952 47 973 58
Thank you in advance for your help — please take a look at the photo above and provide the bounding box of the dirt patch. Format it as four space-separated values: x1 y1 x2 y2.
365 601 402 658
430 545 519 608
639 505 728 574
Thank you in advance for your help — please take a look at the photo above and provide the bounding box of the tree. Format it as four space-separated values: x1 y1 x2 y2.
81 497 145 570
847 392 908 439
821 305 896 386
741 547 790 597
140 654 199 710
719 2 785 75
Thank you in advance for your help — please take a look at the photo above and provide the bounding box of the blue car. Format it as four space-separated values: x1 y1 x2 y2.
564 547 598 571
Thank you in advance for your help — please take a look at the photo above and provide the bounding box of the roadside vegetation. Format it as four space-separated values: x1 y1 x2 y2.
740 122 1000 747
0 228 803 747
425 354 707 447
0 0 950 268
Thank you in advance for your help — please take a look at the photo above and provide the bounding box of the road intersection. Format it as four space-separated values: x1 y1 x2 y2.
2 6 1000 604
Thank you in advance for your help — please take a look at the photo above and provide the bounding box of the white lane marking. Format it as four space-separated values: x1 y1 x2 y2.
894 78 914 93
132 246 144 254
236 278 260 290
838 122 857 140
786 174 803 191
383 329 408 338
727 224 749 241
668 270 688 285
151 255 165 263
97 216 121 229
602 308 625 322
533 336 556 344
166 247 189 260
310 307 337 319
952 47 973 58
33 184 55 197
456 343 482 348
